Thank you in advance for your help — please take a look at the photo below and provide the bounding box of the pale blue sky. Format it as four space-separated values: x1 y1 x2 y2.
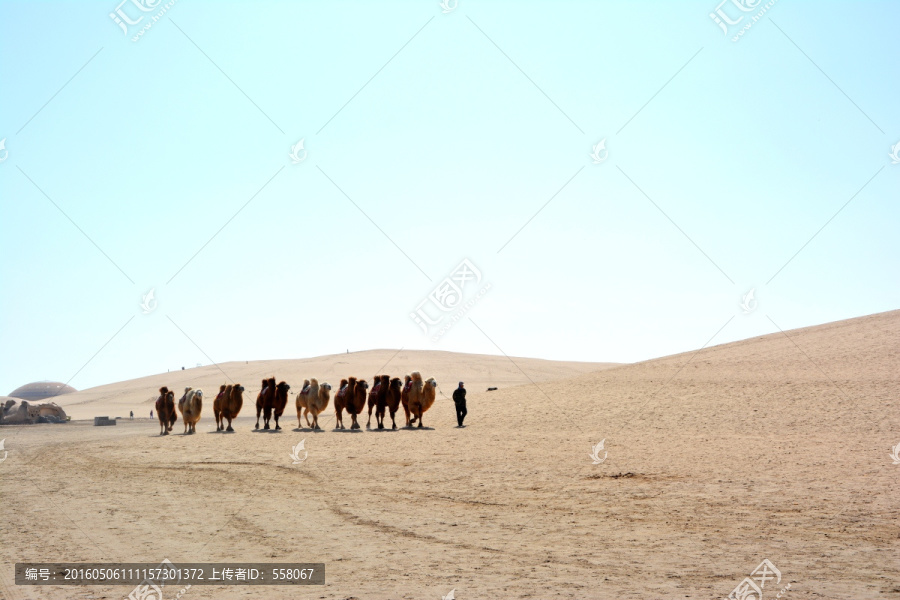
1 0 897 393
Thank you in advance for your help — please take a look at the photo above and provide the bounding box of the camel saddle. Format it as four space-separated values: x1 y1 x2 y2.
299 384 311 396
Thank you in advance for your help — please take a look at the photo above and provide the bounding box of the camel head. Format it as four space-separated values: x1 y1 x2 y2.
426 378 437 388
321 382 331 391
159 386 169 396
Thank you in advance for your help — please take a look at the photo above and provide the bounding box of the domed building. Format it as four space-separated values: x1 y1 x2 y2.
8 381 77 401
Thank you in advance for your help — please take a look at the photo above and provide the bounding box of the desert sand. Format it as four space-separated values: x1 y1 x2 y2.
1 312 898 599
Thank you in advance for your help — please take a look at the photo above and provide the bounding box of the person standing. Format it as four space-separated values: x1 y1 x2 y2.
129 410 134 420
452 381 467 427
150 409 154 419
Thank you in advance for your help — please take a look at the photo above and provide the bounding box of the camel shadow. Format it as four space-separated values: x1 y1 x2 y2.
293 427 326 433
207 429 238 434
331 428 364 433
366 427 399 433
251 428 283 434
401 426 435 431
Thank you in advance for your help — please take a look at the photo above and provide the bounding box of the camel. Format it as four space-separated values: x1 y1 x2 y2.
155 386 176 435
179 388 203 434
177 387 191 431
296 379 311 428
386 377 403 430
298 379 331 430
216 383 244 432
255 377 274 429
400 375 413 427
310 380 331 431
348 378 368 430
367 375 391 429
335 377 367 430
407 372 437 428
270 381 291 430
212 384 226 430
334 378 354 430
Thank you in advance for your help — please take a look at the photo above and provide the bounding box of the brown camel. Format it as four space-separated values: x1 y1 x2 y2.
155 386 176 435
367 374 391 429
255 377 274 429
271 381 291 430
212 384 227 430
407 372 437 428
334 378 354 430
386 377 403 430
296 379 311 428
180 388 203 434
400 375 413 427
216 383 244 432
348 378 368 430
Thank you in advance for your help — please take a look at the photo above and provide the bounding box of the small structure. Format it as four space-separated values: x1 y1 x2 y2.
94 416 116 426
0 397 68 424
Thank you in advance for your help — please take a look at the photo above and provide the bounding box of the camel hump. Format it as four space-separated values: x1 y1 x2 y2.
159 386 169 395
309 377 318 386
410 372 423 383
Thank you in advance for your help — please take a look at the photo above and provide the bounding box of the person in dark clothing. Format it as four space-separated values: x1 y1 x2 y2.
452 381 467 427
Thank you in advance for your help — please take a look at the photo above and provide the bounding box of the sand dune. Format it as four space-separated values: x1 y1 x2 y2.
1 312 897 599
50 350 618 420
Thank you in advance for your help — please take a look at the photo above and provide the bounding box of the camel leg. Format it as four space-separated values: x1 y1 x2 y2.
366 405 373 429
351 414 359 430
305 408 312 428
255 407 261 429
275 415 281 430
226 417 234 432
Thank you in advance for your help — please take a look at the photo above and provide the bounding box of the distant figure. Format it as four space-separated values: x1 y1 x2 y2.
181 366 185 370
150 409 154 419
453 381 467 427
129 410 134 420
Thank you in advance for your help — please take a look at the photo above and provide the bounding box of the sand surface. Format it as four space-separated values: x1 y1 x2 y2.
1 313 898 599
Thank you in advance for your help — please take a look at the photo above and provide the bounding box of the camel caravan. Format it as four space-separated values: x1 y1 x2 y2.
153 372 438 436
